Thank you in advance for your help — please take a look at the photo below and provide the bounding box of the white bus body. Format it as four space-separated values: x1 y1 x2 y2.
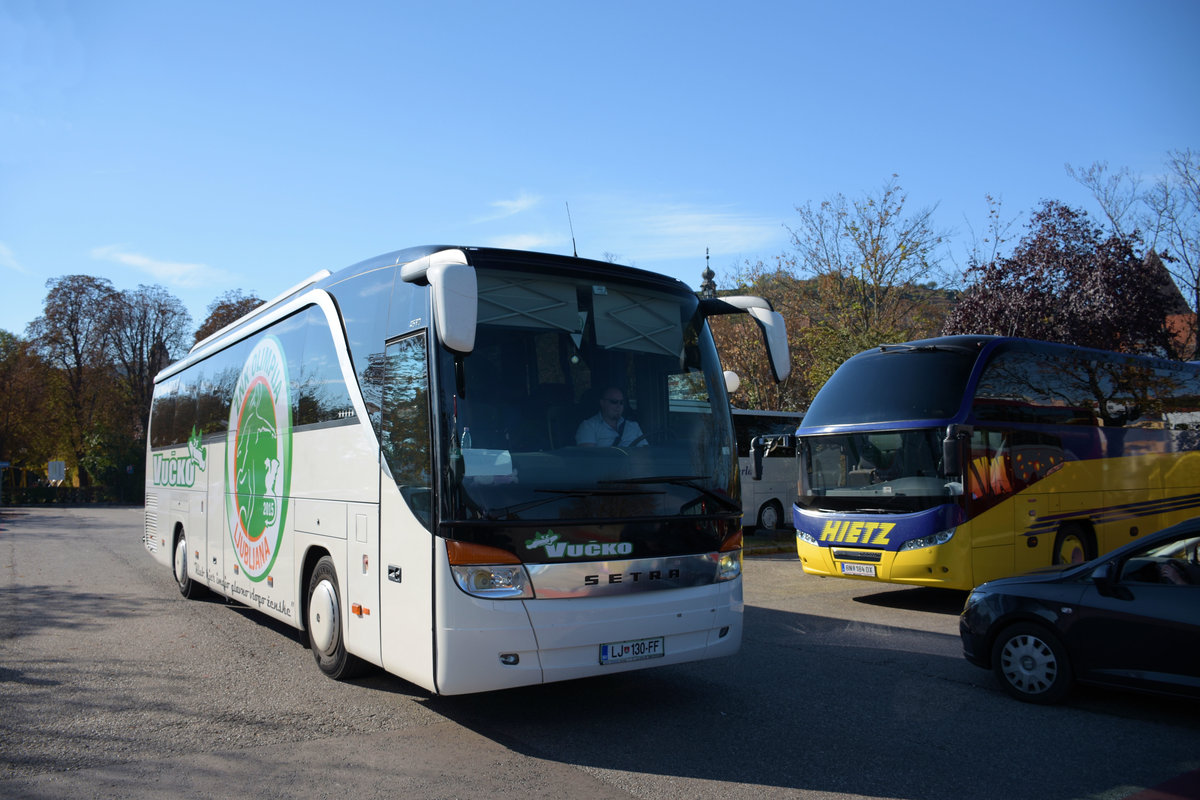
144 246 789 694
733 410 803 531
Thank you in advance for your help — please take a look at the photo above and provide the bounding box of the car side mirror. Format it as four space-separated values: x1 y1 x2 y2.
1092 561 1131 600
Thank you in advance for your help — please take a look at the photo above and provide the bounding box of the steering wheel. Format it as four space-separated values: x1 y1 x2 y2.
628 429 668 447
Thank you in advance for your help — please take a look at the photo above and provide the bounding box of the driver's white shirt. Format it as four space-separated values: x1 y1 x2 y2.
574 413 646 447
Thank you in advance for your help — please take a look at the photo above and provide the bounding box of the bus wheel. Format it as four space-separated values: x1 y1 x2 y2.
1053 524 1094 565
757 501 783 532
173 529 205 599
306 556 366 679
991 622 1073 704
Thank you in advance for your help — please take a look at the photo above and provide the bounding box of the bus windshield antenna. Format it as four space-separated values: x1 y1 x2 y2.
566 201 578 257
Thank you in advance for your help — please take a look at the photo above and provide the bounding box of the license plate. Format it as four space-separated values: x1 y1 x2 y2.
841 562 877 577
600 636 665 665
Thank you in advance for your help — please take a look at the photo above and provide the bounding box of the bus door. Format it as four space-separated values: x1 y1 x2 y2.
377 333 438 686
202 445 223 591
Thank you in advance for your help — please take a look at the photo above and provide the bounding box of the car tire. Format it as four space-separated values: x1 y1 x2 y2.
991 622 1073 704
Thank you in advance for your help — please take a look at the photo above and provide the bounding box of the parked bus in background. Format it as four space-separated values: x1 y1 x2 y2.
732 409 804 532
792 335 1200 591
144 246 789 694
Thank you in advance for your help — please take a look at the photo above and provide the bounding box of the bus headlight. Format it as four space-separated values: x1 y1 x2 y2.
899 528 956 552
446 540 533 599
797 530 818 546
717 549 742 582
717 530 742 582
451 564 533 599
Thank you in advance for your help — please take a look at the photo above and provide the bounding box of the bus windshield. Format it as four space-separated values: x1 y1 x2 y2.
800 429 959 513
802 344 979 426
386 268 738 526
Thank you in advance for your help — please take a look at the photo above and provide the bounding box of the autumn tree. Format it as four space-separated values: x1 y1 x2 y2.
708 263 813 412
713 177 949 408
1068 152 1200 358
194 289 263 344
943 201 1172 355
108 285 192 439
0 330 58 477
26 275 121 486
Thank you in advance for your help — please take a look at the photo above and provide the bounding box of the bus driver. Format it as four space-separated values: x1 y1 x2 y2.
575 387 647 448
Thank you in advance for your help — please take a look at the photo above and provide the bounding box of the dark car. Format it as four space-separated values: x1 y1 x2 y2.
960 518 1200 704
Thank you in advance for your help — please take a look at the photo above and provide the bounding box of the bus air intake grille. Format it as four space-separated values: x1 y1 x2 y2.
832 549 881 563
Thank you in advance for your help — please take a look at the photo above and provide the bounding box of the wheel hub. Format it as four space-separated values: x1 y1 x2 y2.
308 579 339 655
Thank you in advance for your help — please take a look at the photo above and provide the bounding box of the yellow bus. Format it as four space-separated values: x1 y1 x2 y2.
792 335 1200 590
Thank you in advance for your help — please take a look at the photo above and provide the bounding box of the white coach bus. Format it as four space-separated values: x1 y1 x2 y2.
733 410 804 532
144 246 789 695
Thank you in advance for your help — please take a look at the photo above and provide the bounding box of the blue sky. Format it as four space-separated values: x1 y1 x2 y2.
3 0 1198 341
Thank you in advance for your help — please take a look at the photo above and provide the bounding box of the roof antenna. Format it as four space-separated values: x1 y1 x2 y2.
565 201 578 257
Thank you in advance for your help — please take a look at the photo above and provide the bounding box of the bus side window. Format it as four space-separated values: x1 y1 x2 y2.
967 430 1013 514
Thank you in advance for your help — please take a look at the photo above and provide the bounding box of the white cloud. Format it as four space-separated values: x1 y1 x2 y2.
0 241 30 274
488 233 560 252
586 199 784 263
475 191 542 223
90 245 230 288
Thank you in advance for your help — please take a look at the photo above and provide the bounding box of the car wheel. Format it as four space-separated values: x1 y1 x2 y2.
991 623 1073 704
306 556 367 679
1053 523 1094 566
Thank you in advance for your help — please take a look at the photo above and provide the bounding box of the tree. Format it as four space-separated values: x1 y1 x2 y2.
1069 152 1200 358
194 289 263 344
0 330 58 475
1145 149 1200 358
108 285 192 440
708 263 813 412
943 201 1173 355
26 275 121 486
717 177 948 406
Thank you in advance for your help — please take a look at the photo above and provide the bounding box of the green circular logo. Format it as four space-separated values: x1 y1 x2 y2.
226 336 291 581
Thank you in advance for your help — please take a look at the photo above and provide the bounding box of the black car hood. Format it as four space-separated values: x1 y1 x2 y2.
976 563 1087 591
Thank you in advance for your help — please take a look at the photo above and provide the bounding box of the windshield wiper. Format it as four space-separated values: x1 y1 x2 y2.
599 475 741 513
486 486 662 520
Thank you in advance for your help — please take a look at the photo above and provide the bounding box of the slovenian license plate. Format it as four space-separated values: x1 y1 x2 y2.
600 636 665 665
841 562 877 577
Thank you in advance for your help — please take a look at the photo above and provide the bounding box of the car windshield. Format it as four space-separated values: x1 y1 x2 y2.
799 429 960 513
425 269 738 523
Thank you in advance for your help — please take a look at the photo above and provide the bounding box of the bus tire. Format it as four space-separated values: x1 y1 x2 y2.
306 556 366 680
173 528 206 600
1053 523 1094 566
991 622 1073 704
757 500 783 532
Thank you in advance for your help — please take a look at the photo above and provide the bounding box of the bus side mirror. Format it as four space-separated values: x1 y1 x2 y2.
942 424 971 476
749 435 766 481
746 306 791 383
699 296 790 383
401 249 477 354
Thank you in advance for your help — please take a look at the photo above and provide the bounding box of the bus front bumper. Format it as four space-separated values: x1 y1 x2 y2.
796 534 973 590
